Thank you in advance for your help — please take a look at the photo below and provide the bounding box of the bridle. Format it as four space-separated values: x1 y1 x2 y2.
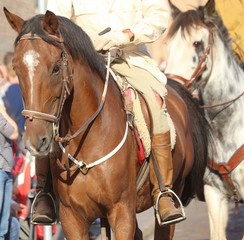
19 33 72 124
165 25 244 110
166 25 213 91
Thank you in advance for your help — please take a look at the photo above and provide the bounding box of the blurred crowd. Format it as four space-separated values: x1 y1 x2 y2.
0 51 58 240
0 52 35 240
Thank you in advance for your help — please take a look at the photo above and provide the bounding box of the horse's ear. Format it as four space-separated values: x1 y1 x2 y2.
204 0 216 16
168 0 182 18
43 10 59 35
3 7 25 33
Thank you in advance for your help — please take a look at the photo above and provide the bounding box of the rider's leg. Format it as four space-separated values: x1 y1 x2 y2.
148 96 184 224
31 157 56 225
112 61 184 224
150 130 183 222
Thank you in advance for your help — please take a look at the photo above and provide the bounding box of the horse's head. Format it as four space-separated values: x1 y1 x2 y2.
164 2 216 91
4 8 73 156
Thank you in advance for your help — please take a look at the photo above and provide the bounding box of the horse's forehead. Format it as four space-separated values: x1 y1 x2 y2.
172 25 209 45
23 50 40 68
15 39 60 68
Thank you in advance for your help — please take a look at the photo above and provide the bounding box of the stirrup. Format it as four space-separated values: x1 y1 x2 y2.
155 189 186 226
31 190 57 225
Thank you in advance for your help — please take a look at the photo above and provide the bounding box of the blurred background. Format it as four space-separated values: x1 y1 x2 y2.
0 0 47 63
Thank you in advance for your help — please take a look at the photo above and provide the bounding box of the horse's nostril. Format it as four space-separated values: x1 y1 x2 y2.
36 136 51 153
41 137 48 148
23 133 51 156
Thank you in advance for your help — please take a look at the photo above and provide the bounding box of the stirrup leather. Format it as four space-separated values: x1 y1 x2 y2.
31 190 57 225
155 189 186 226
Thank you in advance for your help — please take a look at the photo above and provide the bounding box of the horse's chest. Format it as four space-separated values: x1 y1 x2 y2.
54 171 88 206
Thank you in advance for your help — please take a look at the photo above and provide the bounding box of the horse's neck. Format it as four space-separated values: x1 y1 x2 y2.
203 36 244 163
64 72 125 148
203 36 244 104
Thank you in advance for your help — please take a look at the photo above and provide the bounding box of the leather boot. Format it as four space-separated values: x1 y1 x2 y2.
150 131 184 225
31 157 56 225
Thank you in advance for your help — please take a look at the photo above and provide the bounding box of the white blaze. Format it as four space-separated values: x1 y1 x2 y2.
23 50 40 104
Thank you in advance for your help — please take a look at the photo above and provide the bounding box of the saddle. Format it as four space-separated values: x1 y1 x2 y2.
113 72 152 164
102 48 152 164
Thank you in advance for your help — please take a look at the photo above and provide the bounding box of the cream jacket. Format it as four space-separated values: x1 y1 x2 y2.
47 0 171 84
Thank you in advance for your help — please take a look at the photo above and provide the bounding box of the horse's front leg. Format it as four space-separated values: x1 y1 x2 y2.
232 161 244 200
108 201 137 240
154 220 175 240
134 220 143 240
204 184 228 240
59 203 90 240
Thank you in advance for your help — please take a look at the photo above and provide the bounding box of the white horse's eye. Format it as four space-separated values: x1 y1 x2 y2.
193 41 203 49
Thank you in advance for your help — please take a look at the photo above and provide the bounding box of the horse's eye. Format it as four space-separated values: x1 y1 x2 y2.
193 41 203 49
52 64 60 74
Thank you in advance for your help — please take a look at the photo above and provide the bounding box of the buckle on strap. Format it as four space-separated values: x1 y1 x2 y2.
79 162 89 175
155 189 186 226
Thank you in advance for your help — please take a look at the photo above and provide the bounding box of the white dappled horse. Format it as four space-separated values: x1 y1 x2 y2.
163 1 244 240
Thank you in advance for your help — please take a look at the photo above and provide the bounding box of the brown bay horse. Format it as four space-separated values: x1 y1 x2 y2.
4 8 211 240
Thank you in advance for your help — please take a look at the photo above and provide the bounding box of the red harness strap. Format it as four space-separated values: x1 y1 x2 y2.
208 144 244 193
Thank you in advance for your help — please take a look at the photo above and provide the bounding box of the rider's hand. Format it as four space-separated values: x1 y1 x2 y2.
95 31 131 51
11 202 26 217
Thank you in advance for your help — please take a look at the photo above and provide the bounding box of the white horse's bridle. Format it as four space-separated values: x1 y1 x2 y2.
166 25 213 92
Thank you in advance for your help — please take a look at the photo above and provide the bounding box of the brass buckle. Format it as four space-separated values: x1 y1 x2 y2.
79 163 89 175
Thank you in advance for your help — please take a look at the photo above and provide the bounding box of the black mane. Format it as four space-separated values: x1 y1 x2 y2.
15 14 106 80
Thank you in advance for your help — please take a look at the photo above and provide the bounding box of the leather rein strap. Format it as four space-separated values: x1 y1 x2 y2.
201 90 244 109
208 144 244 200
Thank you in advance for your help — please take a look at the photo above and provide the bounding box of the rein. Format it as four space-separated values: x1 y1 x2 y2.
201 90 244 109
19 34 110 144
56 51 129 173
54 56 110 143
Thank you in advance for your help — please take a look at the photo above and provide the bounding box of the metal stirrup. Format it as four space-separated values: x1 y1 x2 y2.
155 189 186 226
30 190 57 225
